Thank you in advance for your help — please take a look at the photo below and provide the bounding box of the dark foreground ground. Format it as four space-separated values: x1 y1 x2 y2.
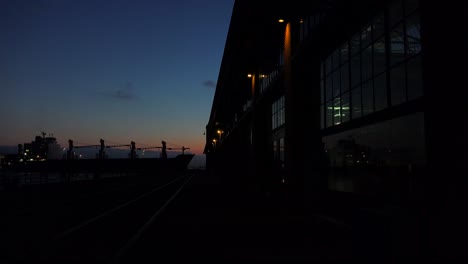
119 170 420 263
1 170 464 263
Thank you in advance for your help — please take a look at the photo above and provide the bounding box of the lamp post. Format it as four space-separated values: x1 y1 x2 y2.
217 129 224 142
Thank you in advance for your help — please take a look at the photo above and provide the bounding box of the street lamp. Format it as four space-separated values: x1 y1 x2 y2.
217 129 224 142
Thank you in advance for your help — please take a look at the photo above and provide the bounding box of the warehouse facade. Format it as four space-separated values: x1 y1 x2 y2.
206 0 467 257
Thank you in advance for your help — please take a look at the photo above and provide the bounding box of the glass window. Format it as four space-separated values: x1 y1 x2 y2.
361 45 373 82
389 0 404 28
352 87 362 119
340 42 349 64
320 105 325 129
390 64 407 106
323 112 426 194
351 54 361 88
332 50 340 70
279 107 285 127
374 73 388 111
373 14 385 40
351 33 360 56
333 70 341 98
362 81 374 115
341 92 350 123
272 97 285 130
273 140 278 160
361 24 373 48
341 62 350 92
326 74 332 101
406 13 421 56
279 138 285 164
321 79 325 103
390 24 405 66
333 97 342 125
407 55 423 100
272 113 277 130
279 108 284 127
374 36 386 75
405 0 419 15
322 2 422 124
326 101 334 127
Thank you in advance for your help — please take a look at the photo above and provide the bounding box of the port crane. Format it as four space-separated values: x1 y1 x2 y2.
167 146 190 155
106 141 137 159
67 139 189 160
136 141 189 158
68 139 107 159
137 141 168 159
68 139 138 159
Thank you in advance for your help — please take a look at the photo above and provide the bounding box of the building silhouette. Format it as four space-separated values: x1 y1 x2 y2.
20 132 62 161
205 0 467 259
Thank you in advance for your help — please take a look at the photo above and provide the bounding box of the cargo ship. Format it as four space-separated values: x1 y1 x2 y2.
3 132 194 175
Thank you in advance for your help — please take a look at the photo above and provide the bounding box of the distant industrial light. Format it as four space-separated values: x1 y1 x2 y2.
247 74 252 78
300 18 304 23
278 19 285 23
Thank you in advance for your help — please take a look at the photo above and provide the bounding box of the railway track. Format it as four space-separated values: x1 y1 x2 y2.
1 172 194 263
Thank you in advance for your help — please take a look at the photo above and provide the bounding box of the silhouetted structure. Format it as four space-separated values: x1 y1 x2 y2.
19 132 62 161
205 0 467 260
5 135 194 177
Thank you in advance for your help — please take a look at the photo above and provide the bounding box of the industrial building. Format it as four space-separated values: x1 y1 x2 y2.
19 132 62 161
205 0 467 259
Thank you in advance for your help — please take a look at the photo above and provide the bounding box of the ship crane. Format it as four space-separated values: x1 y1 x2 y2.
106 141 137 159
136 141 170 159
68 139 106 160
167 146 190 155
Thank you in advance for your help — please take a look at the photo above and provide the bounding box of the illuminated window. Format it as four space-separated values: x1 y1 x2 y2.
272 95 285 130
320 0 421 130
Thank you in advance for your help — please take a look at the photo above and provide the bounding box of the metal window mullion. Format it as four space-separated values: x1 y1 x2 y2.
384 5 392 107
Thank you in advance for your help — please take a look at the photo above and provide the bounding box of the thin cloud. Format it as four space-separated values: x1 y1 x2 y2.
111 89 135 100
105 82 138 101
202 80 216 89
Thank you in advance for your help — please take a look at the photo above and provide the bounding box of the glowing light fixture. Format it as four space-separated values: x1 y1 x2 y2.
278 19 285 23
247 74 252 78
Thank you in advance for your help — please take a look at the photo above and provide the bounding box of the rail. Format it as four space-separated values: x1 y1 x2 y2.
9 172 195 263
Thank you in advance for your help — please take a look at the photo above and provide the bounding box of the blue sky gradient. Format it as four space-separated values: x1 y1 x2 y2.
0 0 233 156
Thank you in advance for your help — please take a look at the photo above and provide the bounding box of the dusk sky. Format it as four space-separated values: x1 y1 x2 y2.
0 0 234 156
